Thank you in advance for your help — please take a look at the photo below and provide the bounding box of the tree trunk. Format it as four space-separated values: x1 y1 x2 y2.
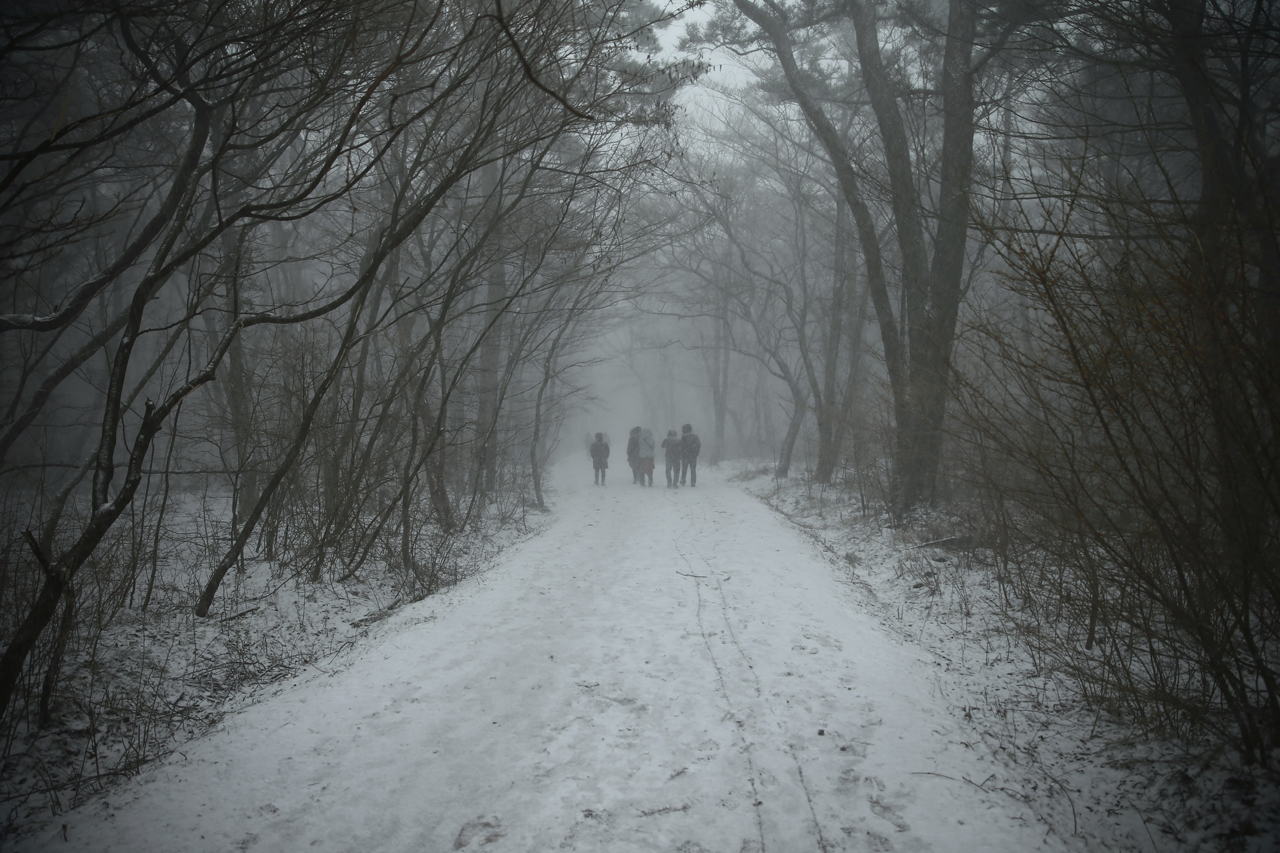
38 579 74 727
851 0 976 512
530 364 551 510
776 388 808 479
711 305 730 465
814 197 852 484
474 166 507 503
733 0 978 513
832 265 871 462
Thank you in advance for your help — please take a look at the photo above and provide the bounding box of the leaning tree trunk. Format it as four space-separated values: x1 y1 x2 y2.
195 281 375 617
776 387 808 479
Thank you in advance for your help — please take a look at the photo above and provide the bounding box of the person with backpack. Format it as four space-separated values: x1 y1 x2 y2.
637 427 656 486
590 432 610 485
661 429 683 488
626 426 642 484
680 423 701 486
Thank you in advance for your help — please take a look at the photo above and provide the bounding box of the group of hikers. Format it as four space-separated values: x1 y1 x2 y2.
589 424 701 488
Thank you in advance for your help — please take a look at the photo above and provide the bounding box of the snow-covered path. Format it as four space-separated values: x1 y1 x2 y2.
24 469 1066 852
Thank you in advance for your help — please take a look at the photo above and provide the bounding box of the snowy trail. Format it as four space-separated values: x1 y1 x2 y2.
22 469 1065 852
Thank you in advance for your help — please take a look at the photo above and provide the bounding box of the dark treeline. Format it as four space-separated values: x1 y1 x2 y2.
0 0 694 813
662 0 1279 770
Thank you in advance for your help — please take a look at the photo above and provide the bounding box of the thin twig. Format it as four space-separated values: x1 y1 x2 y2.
910 770 992 794
219 607 259 622
1129 799 1159 852
486 0 596 121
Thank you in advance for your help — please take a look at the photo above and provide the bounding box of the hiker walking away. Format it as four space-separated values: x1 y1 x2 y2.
590 432 610 485
638 427 656 486
627 426 642 484
661 429 682 488
680 423 701 486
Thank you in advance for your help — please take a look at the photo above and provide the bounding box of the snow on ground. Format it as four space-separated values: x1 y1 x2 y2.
16 466 1081 852
0 501 511 840
745 470 1280 852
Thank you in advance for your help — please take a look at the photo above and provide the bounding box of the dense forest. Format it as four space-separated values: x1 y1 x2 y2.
1 0 1276 838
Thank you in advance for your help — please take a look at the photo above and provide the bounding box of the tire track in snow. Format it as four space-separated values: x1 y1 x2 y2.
678 550 769 853
709 572 835 853
673 493 832 853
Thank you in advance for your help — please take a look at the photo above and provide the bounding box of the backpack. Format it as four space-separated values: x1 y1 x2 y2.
683 433 701 457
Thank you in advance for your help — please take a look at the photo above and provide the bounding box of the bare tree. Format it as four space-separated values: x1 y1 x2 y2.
0 0 696 731
954 0 1280 763
696 0 1032 511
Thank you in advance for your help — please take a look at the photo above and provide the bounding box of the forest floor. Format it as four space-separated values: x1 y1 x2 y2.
7 465 1276 852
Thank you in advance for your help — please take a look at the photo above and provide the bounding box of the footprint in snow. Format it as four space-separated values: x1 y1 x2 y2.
802 629 844 651
453 815 506 849
868 795 911 833
864 830 895 851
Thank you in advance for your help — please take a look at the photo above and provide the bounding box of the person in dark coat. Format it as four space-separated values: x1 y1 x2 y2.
626 426 642 484
637 427 656 486
661 429 682 488
680 423 701 486
590 432 610 485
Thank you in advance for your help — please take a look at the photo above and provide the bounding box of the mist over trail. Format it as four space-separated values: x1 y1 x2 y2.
19 468 1060 852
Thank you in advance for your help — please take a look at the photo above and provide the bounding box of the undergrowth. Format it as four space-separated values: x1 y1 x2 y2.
743 464 1279 852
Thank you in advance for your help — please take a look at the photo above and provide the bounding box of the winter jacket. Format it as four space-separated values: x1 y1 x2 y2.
638 428 656 459
681 431 701 459
626 433 640 463
590 440 610 469
661 436 682 461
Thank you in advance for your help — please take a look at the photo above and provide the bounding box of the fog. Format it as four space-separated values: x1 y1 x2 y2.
563 320 725 464
1 0 1276 845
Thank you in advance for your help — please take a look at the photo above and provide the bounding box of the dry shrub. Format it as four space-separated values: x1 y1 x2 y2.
956 198 1279 763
